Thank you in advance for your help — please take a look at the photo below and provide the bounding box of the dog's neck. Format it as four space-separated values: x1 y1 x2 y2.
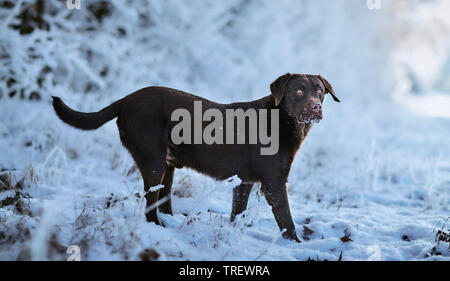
259 95 313 152
278 107 312 153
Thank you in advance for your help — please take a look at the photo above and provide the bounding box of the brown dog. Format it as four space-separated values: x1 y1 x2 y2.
52 73 339 242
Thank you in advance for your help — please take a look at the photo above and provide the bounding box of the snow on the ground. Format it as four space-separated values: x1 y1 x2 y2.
0 89 448 261
0 0 449 261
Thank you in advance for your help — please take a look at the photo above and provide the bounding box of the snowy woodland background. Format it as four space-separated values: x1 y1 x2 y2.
0 0 449 260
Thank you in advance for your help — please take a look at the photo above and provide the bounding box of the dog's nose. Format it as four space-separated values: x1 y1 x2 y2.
311 102 322 112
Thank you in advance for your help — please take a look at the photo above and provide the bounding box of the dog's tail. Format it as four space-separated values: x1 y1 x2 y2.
52 96 123 130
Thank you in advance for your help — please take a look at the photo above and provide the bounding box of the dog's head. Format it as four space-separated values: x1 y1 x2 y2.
270 73 340 123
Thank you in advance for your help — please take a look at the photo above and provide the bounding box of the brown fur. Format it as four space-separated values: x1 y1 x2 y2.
52 73 339 242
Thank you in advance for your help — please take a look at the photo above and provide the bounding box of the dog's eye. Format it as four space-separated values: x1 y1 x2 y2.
296 89 304 95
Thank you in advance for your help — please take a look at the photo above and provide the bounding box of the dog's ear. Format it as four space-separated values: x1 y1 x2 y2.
318 75 340 102
270 73 291 106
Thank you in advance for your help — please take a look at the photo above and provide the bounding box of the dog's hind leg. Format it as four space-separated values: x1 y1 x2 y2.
158 163 175 215
123 132 167 225
230 183 253 222
117 108 169 225
136 154 166 225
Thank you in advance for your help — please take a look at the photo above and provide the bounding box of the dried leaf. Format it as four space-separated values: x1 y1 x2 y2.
340 235 353 243
304 216 313 224
302 225 314 241
139 248 160 261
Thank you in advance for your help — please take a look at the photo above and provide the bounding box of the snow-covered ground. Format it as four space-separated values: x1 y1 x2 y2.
0 0 449 260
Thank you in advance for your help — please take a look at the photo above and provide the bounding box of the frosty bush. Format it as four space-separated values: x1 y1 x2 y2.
0 0 392 105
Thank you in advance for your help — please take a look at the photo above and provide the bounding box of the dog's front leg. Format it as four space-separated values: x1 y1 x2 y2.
261 181 300 242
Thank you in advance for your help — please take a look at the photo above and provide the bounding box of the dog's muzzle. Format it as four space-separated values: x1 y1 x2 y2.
298 102 323 124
